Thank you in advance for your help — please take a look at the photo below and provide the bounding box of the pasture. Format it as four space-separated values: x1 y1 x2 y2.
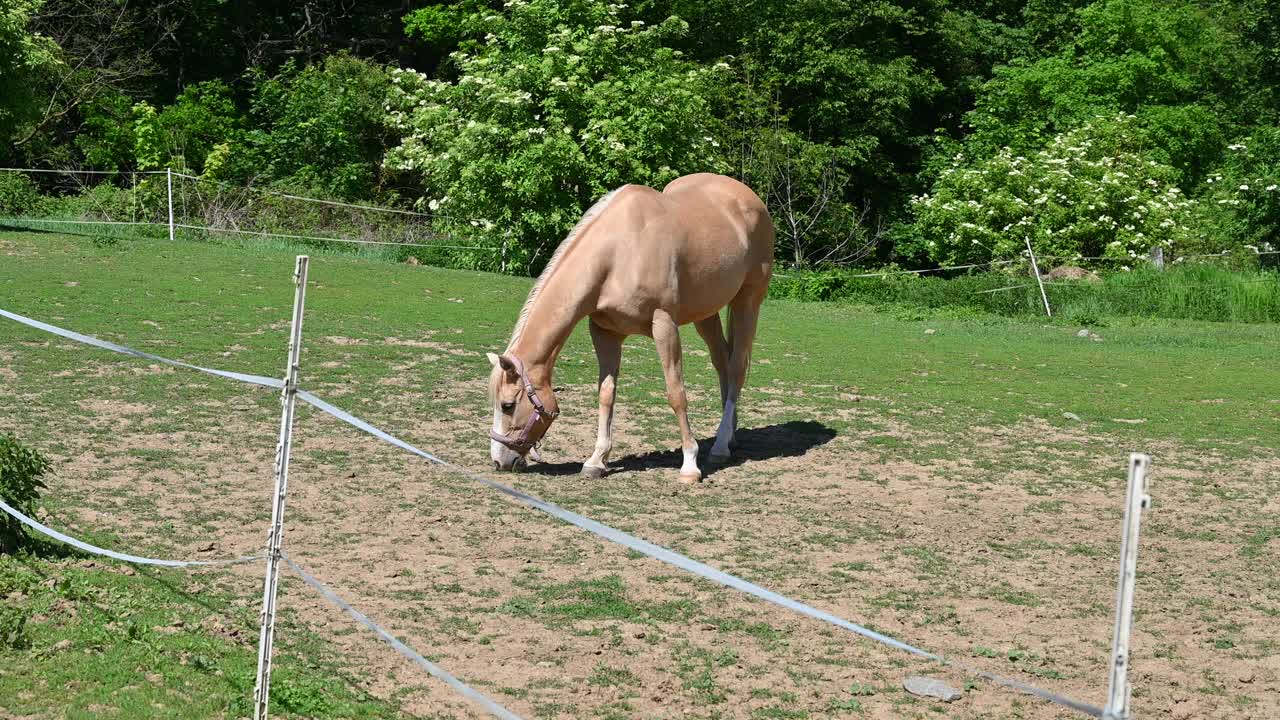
1 228 1277 719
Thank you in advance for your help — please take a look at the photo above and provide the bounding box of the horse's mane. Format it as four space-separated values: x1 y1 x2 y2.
506 187 623 350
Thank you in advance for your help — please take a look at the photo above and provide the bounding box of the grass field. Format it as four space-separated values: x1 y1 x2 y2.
1 228 1278 719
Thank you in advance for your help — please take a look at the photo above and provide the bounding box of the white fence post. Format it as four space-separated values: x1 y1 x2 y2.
1102 453 1152 720
1024 236 1052 317
252 255 310 720
166 167 175 242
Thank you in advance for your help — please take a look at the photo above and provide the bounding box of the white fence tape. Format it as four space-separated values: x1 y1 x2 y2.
0 501 513 719
0 499 261 567
294 392 1106 718
283 554 525 720
0 306 1105 718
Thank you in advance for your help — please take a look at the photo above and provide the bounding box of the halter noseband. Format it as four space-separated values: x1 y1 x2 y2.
489 354 558 455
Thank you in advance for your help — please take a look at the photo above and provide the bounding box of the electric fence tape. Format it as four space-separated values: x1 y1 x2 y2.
0 305 1105 718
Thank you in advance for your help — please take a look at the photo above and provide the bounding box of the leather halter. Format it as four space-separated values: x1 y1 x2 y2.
489 354 558 455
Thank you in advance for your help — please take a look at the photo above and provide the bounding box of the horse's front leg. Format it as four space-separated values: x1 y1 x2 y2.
652 310 701 483
583 320 624 479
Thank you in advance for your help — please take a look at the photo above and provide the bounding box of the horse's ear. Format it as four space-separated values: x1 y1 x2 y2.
487 352 516 373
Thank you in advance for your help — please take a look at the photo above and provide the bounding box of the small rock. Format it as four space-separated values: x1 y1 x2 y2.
1062 412 1082 422
633 631 646 639
52 639 72 652
196 542 215 553
1076 328 1091 338
903 675 963 702
924 328 936 335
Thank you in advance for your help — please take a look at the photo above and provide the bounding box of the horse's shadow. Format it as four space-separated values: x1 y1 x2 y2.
530 420 837 478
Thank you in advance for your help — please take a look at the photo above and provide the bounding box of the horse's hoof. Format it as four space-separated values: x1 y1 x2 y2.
708 451 731 466
581 465 607 480
678 471 702 484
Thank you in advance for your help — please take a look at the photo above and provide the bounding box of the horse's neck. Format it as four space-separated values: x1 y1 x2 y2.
508 265 596 386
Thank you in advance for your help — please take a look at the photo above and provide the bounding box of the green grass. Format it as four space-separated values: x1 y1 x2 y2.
1 229 1278 717
770 263 1280 323
0 544 405 719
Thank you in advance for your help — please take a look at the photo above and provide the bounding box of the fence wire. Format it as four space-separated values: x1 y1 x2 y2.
1 304 1110 719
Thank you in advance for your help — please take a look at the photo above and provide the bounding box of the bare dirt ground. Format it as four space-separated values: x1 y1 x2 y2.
2 339 1277 720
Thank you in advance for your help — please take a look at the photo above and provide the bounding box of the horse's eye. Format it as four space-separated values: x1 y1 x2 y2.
501 401 516 413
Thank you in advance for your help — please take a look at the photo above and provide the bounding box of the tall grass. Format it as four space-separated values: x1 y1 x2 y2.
769 264 1280 324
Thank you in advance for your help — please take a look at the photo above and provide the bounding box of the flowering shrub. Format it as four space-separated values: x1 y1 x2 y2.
386 0 731 271
907 114 1200 267
1200 128 1280 262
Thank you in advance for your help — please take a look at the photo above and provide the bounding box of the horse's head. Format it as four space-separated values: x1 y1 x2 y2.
487 352 558 471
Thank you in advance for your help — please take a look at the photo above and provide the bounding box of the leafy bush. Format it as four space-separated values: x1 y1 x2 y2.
960 0 1266 181
1201 128 1280 263
244 54 394 200
0 172 47 216
907 114 1200 267
0 434 51 553
387 0 732 271
75 91 138 170
133 81 244 173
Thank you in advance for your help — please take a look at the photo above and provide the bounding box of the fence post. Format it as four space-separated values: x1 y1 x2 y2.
252 255 310 720
166 167 175 242
1149 246 1165 271
1024 236 1052 317
1102 453 1152 720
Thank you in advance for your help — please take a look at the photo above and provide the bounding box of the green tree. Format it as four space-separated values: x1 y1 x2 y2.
245 54 394 198
0 0 60 142
961 0 1266 182
388 0 732 271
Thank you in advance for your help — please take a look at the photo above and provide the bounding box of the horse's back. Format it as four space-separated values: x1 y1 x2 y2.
590 174 772 331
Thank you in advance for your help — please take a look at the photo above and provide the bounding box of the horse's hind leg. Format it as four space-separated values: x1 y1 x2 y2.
710 287 764 462
694 313 731 414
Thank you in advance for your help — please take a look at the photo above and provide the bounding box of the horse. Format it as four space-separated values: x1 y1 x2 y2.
486 172 774 483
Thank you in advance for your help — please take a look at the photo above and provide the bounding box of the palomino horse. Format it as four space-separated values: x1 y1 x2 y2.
486 173 774 482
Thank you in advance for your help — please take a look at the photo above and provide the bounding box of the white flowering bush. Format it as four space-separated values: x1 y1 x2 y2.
1200 128 1280 262
907 114 1201 267
386 0 731 271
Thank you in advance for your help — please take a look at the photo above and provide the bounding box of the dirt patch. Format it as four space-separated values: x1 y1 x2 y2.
5 367 1277 720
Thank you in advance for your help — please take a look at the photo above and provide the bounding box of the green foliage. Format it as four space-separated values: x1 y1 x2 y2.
131 102 165 171
245 54 394 199
909 114 1199 267
153 81 243 173
961 0 1266 180
0 435 51 553
1201 129 1280 260
75 91 138 170
385 0 732 270
0 173 48 216
402 0 490 49
5 0 1280 279
0 0 61 141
